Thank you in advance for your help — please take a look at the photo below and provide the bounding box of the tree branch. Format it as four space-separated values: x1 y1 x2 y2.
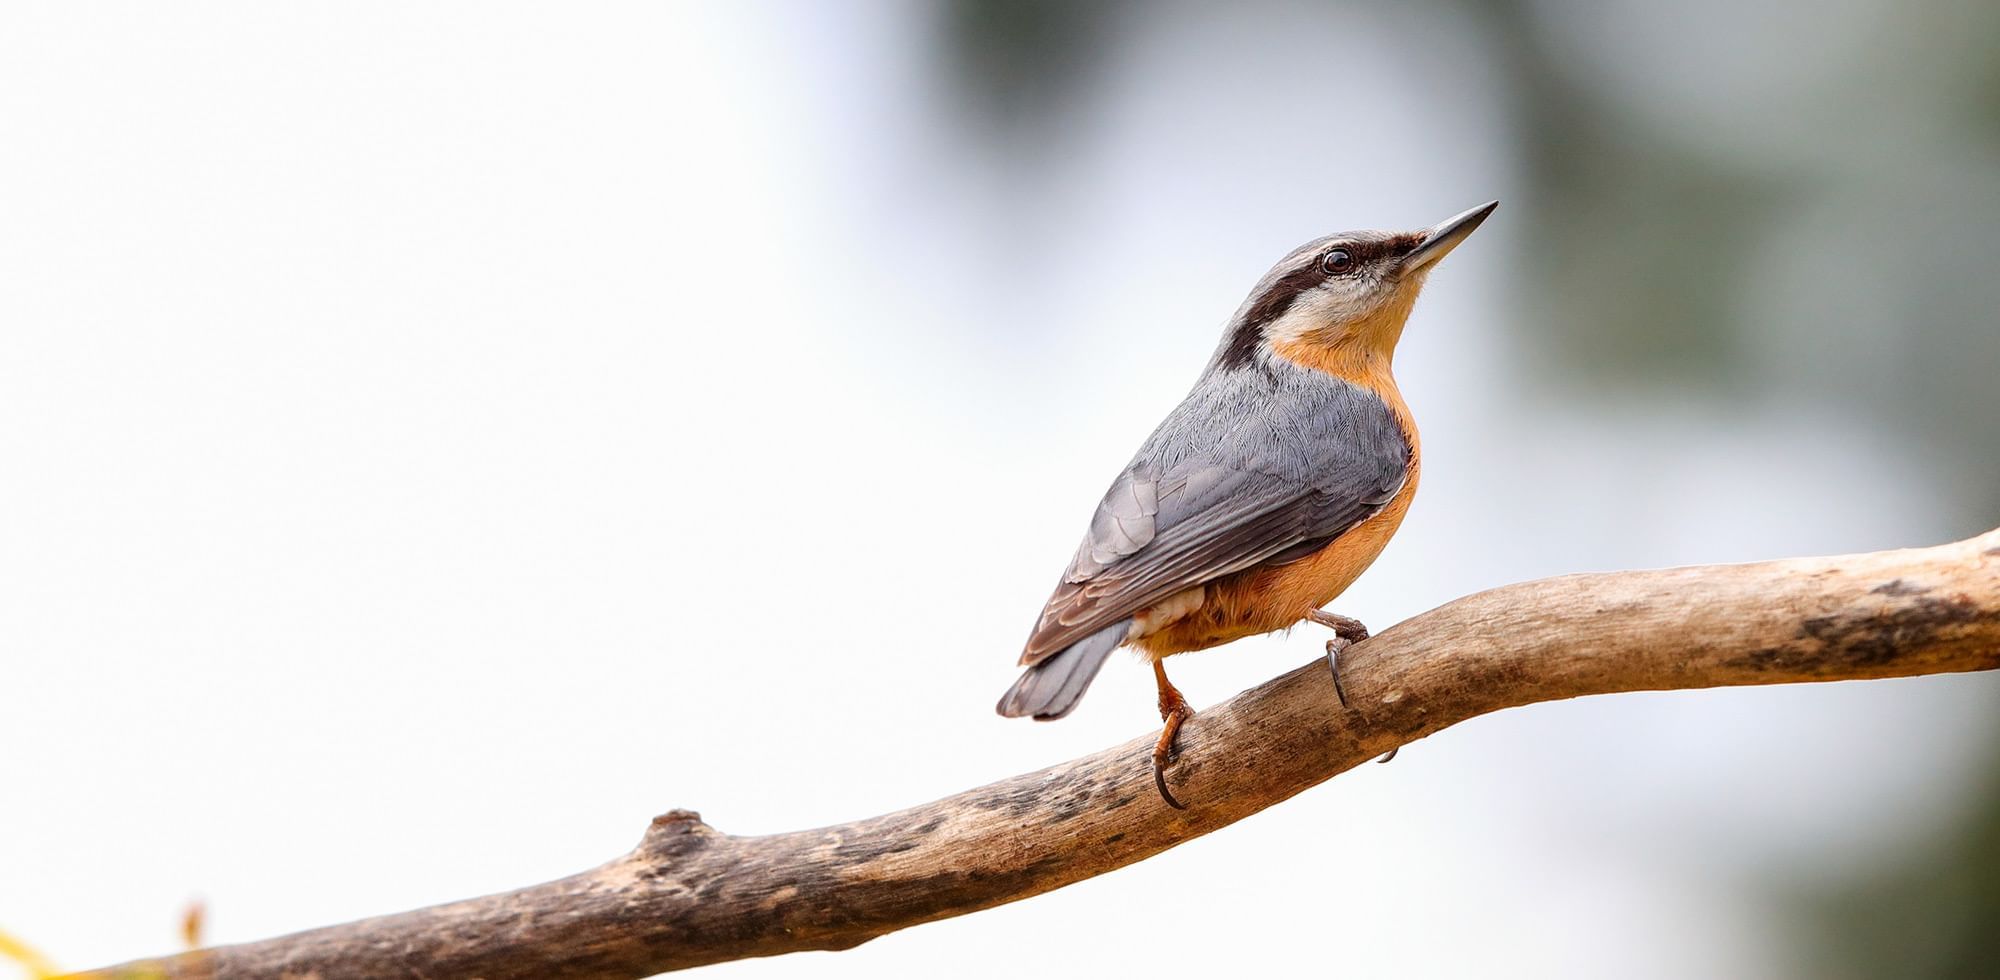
72 530 2000 979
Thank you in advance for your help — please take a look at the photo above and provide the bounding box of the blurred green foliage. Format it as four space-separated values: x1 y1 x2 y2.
1792 757 2000 979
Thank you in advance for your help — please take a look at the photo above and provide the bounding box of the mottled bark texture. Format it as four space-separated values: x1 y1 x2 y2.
72 530 2000 979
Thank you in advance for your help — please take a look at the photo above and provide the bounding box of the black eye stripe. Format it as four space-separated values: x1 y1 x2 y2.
1218 263 1322 368
1242 265 1324 327
1329 241 1393 268
1215 231 1428 370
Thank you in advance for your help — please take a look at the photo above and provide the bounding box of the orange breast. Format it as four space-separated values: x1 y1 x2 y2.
1134 356 1419 658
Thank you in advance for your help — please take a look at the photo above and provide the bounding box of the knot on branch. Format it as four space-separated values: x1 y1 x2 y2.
640 808 718 858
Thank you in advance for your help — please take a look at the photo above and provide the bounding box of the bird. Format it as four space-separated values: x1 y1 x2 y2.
995 202 1496 809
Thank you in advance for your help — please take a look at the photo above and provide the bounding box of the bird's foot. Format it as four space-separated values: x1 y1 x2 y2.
1152 702 1193 810
1311 611 1396 763
1151 664 1193 810
1309 610 1369 709
1308 609 1370 643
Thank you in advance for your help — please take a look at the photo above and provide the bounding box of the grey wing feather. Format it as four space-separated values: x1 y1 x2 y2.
995 619 1130 719
1072 467 1160 576
1020 367 1409 665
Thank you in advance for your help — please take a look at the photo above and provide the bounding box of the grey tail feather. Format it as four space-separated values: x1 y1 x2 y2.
995 619 1131 721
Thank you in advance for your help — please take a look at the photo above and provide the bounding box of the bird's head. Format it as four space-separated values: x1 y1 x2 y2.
1213 201 1496 375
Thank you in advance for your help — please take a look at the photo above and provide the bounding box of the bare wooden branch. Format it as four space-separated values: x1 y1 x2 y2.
72 530 2000 979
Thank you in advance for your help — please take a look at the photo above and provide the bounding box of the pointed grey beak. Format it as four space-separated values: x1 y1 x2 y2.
1402 200 1497 274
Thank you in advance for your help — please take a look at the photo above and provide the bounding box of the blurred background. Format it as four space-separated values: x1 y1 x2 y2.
3 2 1998 977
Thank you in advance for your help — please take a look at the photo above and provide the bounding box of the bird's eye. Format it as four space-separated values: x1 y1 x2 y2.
1319 249 1353 275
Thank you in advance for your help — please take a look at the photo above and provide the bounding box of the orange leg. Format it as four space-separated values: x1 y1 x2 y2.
1151 659 1194 810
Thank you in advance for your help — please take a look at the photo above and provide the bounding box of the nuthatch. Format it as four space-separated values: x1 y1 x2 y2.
996 202 1498 809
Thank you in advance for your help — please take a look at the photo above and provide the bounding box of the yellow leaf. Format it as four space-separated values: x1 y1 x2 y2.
0 927 60 980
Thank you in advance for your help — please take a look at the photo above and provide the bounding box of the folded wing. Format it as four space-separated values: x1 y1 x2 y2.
1019 374 1410 665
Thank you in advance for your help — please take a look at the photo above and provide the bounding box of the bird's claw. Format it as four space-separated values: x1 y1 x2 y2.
1315 611 1396 762
1152 703 1193 810
1312 610 1368 710
1324 636 1352 709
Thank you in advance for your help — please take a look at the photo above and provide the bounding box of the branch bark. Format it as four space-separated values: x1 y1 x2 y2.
73 529 2000 979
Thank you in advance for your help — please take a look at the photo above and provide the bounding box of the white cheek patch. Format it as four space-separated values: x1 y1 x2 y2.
1262 281 1382 345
